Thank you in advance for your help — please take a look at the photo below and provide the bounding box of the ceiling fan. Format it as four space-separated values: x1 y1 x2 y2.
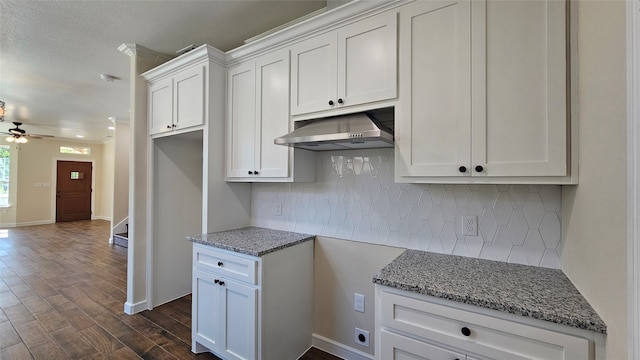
2 122 54 143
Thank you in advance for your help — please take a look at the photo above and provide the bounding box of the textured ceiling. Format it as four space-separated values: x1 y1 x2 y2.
0 0 327 142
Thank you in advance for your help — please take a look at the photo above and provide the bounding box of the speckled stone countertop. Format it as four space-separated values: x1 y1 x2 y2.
187 227 314 257
373 250 607 334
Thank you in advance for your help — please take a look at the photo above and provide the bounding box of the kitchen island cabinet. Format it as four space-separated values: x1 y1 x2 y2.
189 227 314 360
374 250 606 360
396 0 574 184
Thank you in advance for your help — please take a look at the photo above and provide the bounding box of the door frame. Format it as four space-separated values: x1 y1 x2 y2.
50 158 96 223
627 1 640 358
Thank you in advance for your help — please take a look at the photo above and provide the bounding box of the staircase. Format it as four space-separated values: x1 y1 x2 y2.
113 232 128 248
112 221 128 248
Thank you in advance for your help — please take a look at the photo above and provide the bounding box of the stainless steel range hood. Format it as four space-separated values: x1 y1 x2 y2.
274 107 394 151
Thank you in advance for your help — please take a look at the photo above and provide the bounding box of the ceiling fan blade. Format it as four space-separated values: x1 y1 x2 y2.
25 134 54 139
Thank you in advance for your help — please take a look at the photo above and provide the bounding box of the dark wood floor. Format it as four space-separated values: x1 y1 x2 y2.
0 220 341 360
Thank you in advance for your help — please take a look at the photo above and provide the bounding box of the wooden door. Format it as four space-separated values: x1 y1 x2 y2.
56 161 92 222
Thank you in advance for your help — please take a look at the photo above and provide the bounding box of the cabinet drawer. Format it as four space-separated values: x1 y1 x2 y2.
380 290 588 360
193 245 258 285
380 329 465 360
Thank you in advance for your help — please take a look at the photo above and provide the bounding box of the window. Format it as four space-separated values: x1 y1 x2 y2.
59 145 91 155
0 145 9 207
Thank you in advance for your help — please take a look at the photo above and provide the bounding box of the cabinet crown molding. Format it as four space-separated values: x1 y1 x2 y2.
118 43 174 62
142 44 226 81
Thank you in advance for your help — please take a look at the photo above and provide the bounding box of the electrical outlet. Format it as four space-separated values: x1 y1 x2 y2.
275 202 282 216
355 328 369 348
354 293 365 313
462 215 478 236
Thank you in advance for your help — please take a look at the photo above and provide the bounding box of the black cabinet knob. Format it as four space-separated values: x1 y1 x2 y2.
172 124 177 128
166 125 171 129
217 261 223 267
458 166 467 173
214 279 219 284
248 171 253 175
337 98 344 104
254 171 259 175
475 165 484 173
328 100 334 106
461 327 471 337
219 281 225 286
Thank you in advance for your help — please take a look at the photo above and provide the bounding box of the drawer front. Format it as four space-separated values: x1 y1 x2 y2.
380 290 589 360
380 329 465 360
193 245 258 285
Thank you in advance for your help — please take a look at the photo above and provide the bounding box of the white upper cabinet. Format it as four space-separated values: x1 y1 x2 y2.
396 0 471 178
290 11 398 117
145 57 207 137
227 62 256 179
396 0 572 183
226 49 315 182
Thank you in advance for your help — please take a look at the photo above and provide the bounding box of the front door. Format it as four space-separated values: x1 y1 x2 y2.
56 161 92 222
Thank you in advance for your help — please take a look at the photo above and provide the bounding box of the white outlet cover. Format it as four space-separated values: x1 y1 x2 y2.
355 328 369 348
354 293 365 313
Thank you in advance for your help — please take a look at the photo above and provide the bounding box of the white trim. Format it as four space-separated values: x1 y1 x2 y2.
123 299 149 315
628 1 640 359
13 220 54 227
311 334 374 360
51 158 96 223
92 215 111 221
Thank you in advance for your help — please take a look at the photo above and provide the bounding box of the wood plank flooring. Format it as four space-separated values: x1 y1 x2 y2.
0 220 342 360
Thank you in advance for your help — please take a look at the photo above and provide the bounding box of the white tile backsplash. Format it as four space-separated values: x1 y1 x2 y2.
251 149 563 268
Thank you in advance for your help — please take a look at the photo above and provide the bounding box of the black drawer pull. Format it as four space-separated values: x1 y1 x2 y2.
217 261 223 267
461 327 471 337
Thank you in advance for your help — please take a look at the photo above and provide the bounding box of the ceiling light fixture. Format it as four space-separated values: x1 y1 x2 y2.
99 74 119 82
0 101 5 122
5 135 27 143
76 135 84 138
108 126 115 130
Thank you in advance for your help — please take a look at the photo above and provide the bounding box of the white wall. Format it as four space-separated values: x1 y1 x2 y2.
102 139 114 221
0 138 105 227
562 1 628 359
112 121 130 232
252 149 564 268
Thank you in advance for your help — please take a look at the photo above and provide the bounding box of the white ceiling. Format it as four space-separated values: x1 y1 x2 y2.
0 0 327 142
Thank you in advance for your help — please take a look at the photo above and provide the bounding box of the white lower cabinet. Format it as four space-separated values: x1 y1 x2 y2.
376 286 599 360
192 242 313 360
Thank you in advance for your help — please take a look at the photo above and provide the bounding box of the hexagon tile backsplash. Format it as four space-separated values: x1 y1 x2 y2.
251 149 562 269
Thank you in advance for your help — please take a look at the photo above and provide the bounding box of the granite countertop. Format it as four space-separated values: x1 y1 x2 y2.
373 249 607 334
187 226 314 257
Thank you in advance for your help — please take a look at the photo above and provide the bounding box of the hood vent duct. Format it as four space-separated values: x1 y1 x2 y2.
274 107 394 151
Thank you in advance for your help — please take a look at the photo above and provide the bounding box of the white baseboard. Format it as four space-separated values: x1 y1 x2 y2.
312 334 374 360
14 220 54 227
92 216 111 221
123 300 148 315
0 222 16 228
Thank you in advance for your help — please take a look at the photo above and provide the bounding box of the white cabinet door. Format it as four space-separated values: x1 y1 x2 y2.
174 65 205 130
149 77 174 135
255 50 291 178
192 269 222 353
220 279 258 360
337 11 398 108
380 329 466 360
396 0 471 177
290 32 337 115
471 0 566 177
227 62 257 178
